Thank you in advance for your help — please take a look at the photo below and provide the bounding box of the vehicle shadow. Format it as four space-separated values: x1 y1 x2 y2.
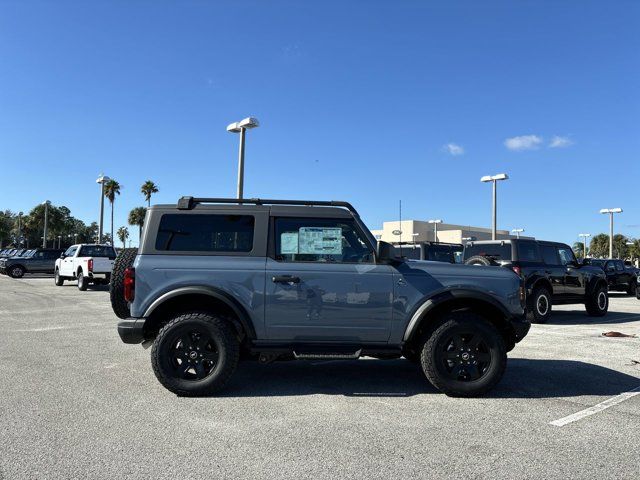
214 358 639 399
547 309 639 325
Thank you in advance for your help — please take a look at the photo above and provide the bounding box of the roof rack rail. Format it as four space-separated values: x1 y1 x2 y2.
177 197 360 216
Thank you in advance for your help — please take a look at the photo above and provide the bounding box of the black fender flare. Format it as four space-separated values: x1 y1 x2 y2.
586 276 608 296
403 288 511 342
142 286 257 340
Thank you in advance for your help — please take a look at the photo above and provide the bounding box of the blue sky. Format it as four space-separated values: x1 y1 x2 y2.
1 0 639 246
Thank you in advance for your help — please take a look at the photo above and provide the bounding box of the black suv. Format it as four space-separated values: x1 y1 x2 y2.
583 258 638 295
0 248 64 278
397 242 464 264
464 239 608 323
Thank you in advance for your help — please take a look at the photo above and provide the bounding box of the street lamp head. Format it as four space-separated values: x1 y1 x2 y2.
481 173 509 182
512 228 524 233
41 200 50 206
227 117 259 133
428 219 443 224
579 233 591 237
96 174 111 184
600 208 622 214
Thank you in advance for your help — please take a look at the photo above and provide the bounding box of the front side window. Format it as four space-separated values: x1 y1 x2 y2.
275 218 374 263
155 214 254 252
426 245 454 263
557 246 576 266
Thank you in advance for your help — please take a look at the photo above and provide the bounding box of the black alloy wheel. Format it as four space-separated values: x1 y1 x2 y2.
437 332 492 382
166 329 221 381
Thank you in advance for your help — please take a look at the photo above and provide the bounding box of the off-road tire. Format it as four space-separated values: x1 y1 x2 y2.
626 280 636 296
54 269 64 286
420 312 507 397
8 265 25 279
151 312 240 396
527 287 552 324
110 248 138 319
585 285 608 317
77 271 88 291
464 255 496 267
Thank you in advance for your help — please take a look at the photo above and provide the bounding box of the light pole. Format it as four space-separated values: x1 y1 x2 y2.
626 241 634 261
511 228 524 239
17 211 23 246
96 174 111 244
481 173 509 240
578 233 591 259
57 235 62 249
428 219 443 243
599 208 622 258
227 117 259 200
42 201 50 248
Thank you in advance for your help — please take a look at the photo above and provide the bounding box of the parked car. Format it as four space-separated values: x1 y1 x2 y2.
583 258 638 295
110 196 530 398
0 248 64 278
54 244 117 290
463 239 609 323
396 242 464 264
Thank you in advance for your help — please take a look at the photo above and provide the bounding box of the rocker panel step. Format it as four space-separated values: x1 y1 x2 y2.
293 349 362 360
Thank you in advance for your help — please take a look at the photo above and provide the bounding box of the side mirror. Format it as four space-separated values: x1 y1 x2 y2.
60 253 66 259
376 241 397 263
568 260 580 268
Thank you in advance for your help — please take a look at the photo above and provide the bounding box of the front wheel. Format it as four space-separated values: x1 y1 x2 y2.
527 287 552 324
151 312 240 396
627 280 636 296
585 285 608 317
54 269 64 286
420 312 507 397
8 265 24 279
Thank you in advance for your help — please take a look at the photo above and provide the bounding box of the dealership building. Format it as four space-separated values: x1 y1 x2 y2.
370 220 531 244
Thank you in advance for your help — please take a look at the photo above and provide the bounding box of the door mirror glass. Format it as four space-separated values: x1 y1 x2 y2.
60 253 66 259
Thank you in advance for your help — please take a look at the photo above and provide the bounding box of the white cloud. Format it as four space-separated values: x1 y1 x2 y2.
504 135 543 151
549 135 573 148
443 143 464 156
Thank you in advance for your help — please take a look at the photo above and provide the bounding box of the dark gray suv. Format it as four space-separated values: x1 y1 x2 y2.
112 197 529 397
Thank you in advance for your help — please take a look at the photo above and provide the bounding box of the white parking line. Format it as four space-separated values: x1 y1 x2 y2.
550 386 640 427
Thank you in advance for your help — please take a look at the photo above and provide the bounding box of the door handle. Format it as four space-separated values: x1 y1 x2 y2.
272 275 300 284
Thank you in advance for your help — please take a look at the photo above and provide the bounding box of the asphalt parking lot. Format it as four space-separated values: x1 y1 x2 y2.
1 275 639 479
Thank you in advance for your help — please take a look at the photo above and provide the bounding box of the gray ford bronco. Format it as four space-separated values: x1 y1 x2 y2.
111 197 529 397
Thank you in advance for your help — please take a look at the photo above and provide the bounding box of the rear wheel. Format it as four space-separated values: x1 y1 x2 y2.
54 269 64 286
585 285 608 317
527 287 552 324
151 312 240 396
77 271 88 291
420 312 507 397
8 265 24 279
110 248 138 319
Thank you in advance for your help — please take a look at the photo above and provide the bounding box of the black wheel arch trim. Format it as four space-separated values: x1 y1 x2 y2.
403 288 512 342
141 286 257 340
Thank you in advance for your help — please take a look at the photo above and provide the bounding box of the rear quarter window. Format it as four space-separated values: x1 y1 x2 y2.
516 241 541 262
464 243 512 261
155 214 254 252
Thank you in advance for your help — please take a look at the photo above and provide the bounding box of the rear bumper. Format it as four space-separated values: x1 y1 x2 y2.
117 318 146 344
508 313 530 343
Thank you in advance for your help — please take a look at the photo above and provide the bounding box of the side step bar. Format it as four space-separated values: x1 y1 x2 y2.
293 349 362 360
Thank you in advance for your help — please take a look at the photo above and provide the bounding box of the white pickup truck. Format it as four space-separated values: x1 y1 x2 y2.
54 244 117 291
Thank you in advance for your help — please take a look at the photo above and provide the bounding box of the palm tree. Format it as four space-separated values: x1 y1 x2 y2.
141 180 159 207
103 179 121 246
117 226 129 249
128 207 147 240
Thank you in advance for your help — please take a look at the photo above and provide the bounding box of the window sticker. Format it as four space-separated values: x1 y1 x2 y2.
280 232 299 254
298 227 342 255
